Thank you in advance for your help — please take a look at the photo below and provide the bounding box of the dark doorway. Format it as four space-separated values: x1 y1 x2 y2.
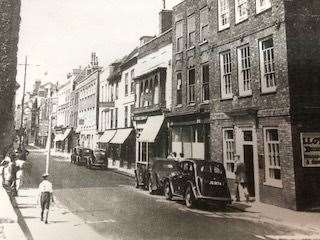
243 145 255 197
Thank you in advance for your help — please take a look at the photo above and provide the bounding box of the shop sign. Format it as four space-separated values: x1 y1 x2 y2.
301 133 320 167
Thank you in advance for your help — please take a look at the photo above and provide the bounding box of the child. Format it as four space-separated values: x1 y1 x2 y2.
38 173 54 224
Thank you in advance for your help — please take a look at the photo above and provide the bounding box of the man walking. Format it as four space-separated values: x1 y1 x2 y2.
38 173 54 224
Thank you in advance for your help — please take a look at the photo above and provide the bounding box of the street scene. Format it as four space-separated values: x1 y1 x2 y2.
0 0 320 239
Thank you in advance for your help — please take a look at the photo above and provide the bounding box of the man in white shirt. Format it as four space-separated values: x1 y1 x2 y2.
38 173 54 224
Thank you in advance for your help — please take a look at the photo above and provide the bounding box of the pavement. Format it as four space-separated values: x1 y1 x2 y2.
7 146 320 240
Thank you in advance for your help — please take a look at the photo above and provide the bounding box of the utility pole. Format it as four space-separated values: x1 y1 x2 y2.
19 56 27 147
45 93 53 175
163 0 166 9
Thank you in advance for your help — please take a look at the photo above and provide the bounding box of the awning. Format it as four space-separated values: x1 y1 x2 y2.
55 129 71 142
110 128 133 144
98 130 116 143
138 115 164 143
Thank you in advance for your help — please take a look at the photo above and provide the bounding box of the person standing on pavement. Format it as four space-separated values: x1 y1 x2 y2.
234 156 249 202
37 173 54 224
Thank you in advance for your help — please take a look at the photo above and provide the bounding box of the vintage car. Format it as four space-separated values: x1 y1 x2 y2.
148 159 180 194
85 149 108 169
71 147 92 166
163 159 232 208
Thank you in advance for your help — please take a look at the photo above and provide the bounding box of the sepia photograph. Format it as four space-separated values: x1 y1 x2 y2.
0 0 320 239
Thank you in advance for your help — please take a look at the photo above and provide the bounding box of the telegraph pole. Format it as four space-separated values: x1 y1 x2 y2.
19 56 28 147
46 95 52 175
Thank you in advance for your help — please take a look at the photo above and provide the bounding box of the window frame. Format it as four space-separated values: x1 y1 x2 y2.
201 64 210 102
187 68 196 104
263 127 282 188
187 14 196 48
235 0 248 23
175 20 184 53
223 128 235 179
218 0 230 31
259 36 276 93
130 69 135 94
237 44 252 96
256 0 272 14
124 72 129 96
200 7 209 43
220 50 233 99
176 72 183 106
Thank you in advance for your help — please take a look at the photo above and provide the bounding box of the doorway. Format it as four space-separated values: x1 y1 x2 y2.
243 144 255 197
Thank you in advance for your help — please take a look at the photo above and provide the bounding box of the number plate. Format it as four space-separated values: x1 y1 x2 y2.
209 181 222 186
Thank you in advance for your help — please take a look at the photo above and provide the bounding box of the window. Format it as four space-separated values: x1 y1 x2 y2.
218 0 230 30
238 45 252 96
176 72 182 105
235 0 248 23
256 0 271 14
188 68 196 103
130 69 135 94
200 7 209 42
202 64 210 101
260 37 276 93
130 104 134 127
223 129 235 176
176 20 184 52
264 128 282 187
115 108 118 128
115 83 119 99
110 84 114 101
124 106 128 128
220 51 232 99
110 109 114 129
124 73 129 96
187 14 196 48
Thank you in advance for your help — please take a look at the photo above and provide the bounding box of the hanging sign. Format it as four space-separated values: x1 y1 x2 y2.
301 133 320 167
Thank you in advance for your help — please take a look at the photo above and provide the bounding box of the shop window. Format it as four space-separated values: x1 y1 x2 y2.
223 129 235 177
202 64 210 102
238 45 252 96
200 7 209 42
260 37 276 93
187 14 196 48
218 0 230 31
188 68 196 103
235 0 248 23
256 0 271 14
264 128 282 187
176 72 182 105
172 127 182 142
176 20 184 52
220 51 233 99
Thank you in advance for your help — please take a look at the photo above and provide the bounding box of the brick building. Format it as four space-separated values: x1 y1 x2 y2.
170 0 320 210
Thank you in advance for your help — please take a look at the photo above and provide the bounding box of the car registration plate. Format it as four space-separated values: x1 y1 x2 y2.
209 181 222 186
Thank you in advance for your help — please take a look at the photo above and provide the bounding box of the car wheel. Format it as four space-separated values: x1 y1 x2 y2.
164 181 172 200
148 180 154 195
185 186 195 208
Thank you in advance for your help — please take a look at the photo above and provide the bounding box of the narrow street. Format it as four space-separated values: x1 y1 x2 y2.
18 149 310 240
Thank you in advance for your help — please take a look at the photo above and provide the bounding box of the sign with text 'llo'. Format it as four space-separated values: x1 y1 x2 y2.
301 133 320 167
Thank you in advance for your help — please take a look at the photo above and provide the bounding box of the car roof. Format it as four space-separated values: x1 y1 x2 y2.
182 158 223 166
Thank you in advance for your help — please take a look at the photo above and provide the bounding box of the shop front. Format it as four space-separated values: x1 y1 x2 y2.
97 129 116 160
54 128 72 153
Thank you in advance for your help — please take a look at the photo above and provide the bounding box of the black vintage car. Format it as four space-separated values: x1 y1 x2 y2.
148 159 180 194
71 147 92 166
85 149 108 169
163 159 232 208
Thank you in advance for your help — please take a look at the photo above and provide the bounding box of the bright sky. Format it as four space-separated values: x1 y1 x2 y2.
16 0 182 102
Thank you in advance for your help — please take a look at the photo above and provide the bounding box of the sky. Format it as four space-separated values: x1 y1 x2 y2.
16 0 182 103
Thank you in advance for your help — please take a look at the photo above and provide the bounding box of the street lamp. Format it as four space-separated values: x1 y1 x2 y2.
45 90 54 175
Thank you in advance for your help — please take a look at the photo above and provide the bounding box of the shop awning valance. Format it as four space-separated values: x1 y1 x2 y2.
98 130 116 143
55 129 71 142
138 115 164 143
110 128 133 144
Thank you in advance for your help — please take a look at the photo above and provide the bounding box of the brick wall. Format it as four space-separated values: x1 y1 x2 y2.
0 0 21 156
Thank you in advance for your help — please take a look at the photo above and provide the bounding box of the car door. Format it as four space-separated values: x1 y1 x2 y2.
180 161 195 195
170 162 185 196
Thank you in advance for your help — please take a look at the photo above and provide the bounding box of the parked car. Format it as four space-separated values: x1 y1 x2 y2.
148 159 180 194
163 159 232 208
71 147 92 166
85 149 108 169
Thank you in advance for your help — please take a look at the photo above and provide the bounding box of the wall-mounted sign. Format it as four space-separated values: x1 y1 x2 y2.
301 133 320 167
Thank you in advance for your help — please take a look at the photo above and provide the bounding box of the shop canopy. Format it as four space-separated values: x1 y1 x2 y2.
109 128 133 144
138 115 164 143
55 129 71 142
98 130 116 143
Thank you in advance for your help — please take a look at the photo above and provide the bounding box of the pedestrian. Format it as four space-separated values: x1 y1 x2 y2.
178 153 185 162
15 159 25 196
234 157 249 202
37 173 54 224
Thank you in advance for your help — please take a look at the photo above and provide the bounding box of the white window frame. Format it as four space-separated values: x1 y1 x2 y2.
263 128 282 188
256 0 272 14
220 51 233 99
176 72 183 106
235 0 248 23
187 14 196 48
259 36 276 93
218 0 230 31
201 64 210 102
223 128 235 179
237 44 252 96
187 68 196 104
176 20 184 52
200 7 209 43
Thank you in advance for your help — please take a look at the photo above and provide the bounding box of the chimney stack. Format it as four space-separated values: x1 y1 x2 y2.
159 9 173 34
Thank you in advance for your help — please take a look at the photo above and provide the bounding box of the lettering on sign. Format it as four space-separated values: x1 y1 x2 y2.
301 133 320 167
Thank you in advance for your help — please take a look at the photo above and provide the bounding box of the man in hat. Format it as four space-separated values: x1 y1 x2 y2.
37 173 54 224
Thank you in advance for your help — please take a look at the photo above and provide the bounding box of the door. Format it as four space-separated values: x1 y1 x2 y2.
243 144 255 197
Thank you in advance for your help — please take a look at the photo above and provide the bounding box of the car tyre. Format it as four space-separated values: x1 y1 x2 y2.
164 181 173 200
185 186 195 208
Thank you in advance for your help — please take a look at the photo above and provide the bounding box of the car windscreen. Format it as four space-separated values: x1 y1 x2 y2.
197 162 225 176
154 161 179 172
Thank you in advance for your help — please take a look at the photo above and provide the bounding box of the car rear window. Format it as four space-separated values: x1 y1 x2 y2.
199 164 223 175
